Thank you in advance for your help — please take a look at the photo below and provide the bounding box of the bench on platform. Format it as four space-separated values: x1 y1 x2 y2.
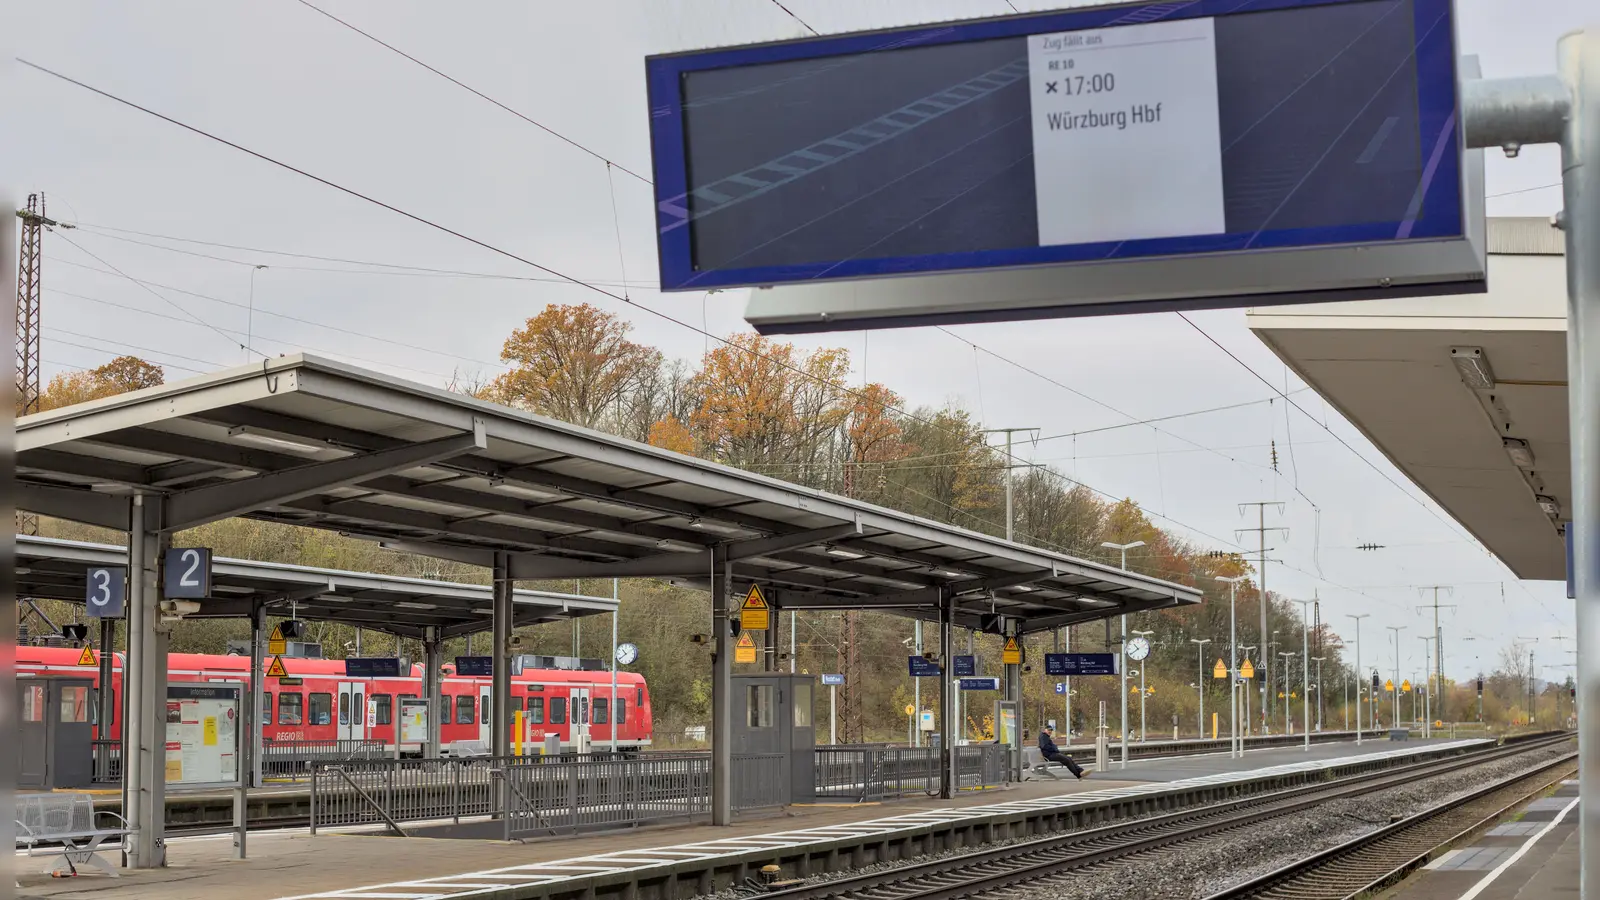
1021 747 1081 780
15 793 129 877
449 740 490 758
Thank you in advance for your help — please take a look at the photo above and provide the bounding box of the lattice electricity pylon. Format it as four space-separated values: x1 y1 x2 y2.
15 193 56 538
837 609 864 743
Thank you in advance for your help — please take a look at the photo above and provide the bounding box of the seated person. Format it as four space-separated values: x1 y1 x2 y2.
1038 725 1087 779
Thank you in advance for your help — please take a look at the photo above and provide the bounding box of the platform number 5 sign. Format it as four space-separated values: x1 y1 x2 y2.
164 547 214 598
85 566 127 618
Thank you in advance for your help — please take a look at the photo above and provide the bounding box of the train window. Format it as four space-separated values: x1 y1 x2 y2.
264 692 273 725
510 696 524 721
793 682 813 728
593 698 608 725
528 697 545 724
747 685 773 728
579 697 589 726
481 695 491 724
616 699 627 725
60 686 90 723
279 693 304 726
455 695 476 725
527 684 544 692
355 692 365 725
22 684 45 722
338 693 351 726
637 687 644 708
90 689 101 726
310 693 333 726
549 696 567 725
373 695 392 725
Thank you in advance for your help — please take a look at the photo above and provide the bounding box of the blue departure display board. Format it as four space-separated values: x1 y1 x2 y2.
647 0 1465 298
345 658 403 678
1045 653 1118 676
455 657 494 677
908 656 943 677
954 655 976 677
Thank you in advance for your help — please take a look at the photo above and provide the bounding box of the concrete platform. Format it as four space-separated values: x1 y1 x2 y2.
1100 736 1470 783
14 738 1488 900
1383 778 1579 900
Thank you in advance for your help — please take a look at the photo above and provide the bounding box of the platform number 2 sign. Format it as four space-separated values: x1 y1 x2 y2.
84 566 127 618
164 547 214 598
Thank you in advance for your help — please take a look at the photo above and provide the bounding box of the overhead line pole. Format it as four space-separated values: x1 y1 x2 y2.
1237 502 1286 733
1415 587 1456 726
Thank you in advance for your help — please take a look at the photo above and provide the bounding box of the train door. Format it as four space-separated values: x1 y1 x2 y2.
570 686 591 750
477 684 493 745
337 681 366 742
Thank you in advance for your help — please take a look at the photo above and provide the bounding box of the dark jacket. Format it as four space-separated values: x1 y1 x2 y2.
1038 731 1059 755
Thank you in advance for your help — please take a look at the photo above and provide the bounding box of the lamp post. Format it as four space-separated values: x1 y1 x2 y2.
1216 575 1246 759
1191 638 1212 738
1104 540 1145 769
1346 614 1368 744
1241 644 1257 743
1133 629 1155 740
1419 636 1435 737
1278 652 1297 736
1385 625 1406 727
1312 657 1326 732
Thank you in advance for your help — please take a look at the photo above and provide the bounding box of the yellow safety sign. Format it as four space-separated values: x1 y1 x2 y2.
1239 658 1255 679
266 655 289 678
1213 659 1228 680
740 584 770 631
1401 679 1412 693
1386 679 1395 692
77 646 97 667
905 704 915 716
268 624 287 656
1002 637 1021 665
734 632 758 664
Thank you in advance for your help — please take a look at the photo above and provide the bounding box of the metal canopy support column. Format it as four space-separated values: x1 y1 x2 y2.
423 628 442 758
122 497 146 869
940 589 956 799
1004 621 1021 782
711 547 733 826
130 495 169 869
491 552 512 759
250 602 265 788
1461 36 1595 897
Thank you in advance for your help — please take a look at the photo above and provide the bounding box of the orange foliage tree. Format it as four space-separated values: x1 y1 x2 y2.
28 356 165 414
489 303 662 429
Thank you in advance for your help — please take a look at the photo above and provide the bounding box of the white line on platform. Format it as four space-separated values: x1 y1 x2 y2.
1456 795 1579 900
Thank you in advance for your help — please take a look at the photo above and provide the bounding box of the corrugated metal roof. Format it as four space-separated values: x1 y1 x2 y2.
1489 216 1564 255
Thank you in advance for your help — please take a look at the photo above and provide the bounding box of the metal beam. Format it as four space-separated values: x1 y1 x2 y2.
165 421 488 529
18 482 130 530
711 547 732 826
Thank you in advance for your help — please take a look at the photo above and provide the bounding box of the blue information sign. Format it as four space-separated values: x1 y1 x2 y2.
953 655 976 677
647 0 1477 331
960 677 1000 691
455 657 494 677
908 656 943 678
345 658 403 678
821 673 845 686
1054 682 1067 694
85 566 126 618
1045 653 1118 676
163 547 212 599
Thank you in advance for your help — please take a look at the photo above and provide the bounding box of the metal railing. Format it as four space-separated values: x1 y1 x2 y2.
91 740 121 784
732 753 786 810
311 756 501 833
263 738 390 779
498 754 711 839
815 746 943 802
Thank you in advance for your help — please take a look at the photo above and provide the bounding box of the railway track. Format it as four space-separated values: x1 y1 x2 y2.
1203 746 1577 899
743 734 1572 900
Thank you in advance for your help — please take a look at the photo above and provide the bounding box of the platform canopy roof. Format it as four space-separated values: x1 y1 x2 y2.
16 534 616 640
17 354 1202 633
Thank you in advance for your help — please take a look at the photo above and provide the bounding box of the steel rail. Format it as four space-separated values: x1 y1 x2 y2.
749 734 1571 900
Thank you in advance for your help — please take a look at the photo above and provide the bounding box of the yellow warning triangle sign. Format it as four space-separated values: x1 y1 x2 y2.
266 655 289 678
740 584 770 630
269 624 285 642
1239 658 1256 679
1001 636 1021 665
1386 679 1395 691
1401 679 1411 692
736 632 756 648
742 584 768 609
77 646 97 666
1213 659 1228 679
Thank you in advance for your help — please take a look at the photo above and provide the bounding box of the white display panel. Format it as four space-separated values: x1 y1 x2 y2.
1027 17 1224 247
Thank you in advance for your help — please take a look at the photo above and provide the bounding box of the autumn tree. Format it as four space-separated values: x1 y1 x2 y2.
27 356 165 414
489 303 662 429
689 333 851 477
647 416 695 455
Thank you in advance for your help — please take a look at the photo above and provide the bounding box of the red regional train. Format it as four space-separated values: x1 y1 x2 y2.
16 645 653 753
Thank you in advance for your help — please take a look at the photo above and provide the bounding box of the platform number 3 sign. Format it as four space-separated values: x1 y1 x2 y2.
85 566 127 618
164 547 214 598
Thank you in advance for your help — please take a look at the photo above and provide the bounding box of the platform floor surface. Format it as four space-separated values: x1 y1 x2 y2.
14 738 1477 900
1383 778 1578 900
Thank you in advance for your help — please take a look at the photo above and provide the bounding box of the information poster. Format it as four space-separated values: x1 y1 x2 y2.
399 697 430 744
165 684 241 788
1028 17 1225 247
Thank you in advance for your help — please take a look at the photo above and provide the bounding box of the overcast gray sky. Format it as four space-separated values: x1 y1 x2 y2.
9 0 1590 684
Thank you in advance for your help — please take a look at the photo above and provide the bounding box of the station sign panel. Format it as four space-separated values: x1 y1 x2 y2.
961 677 1001 691
163 547 213 599
346 658 403 678
1045 652 1117 676
455 657 494 677
165 683 242 790
821 673 845 686
953 655 977 677
908 656 943 677
84 566 126 618
646 0 1481 334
